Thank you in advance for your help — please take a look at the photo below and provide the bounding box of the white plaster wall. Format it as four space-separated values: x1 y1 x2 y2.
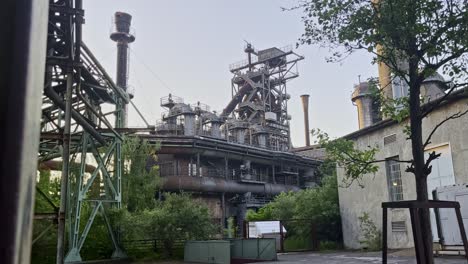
338 98 468 249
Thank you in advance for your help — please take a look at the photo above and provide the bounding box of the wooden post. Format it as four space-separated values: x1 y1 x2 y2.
243 221 248 238
382 207 387 264
455 207 468 260
279 220 285 252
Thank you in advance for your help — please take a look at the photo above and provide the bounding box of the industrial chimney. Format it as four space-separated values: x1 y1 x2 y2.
110 12 135 128
300 94 310 146
351 82 381 129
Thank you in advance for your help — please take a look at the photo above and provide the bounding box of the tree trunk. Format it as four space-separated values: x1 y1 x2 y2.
408 55 433 263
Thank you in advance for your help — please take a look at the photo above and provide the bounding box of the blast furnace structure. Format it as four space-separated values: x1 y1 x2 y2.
144 43 321 233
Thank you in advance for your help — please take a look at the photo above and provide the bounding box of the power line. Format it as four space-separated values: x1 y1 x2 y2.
129 47 173 92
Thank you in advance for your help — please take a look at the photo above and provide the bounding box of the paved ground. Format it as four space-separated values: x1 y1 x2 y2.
261 251 467 264
128 251 466 264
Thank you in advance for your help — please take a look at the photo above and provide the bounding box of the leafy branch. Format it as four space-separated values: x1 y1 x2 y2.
312 129 412 188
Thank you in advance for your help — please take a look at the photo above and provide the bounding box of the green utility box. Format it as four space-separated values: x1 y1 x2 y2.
184 239 277 264
230 238 277 261
184 240 231 264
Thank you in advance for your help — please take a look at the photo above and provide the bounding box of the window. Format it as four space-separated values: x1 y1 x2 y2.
383 134 397 146
386 156 404 201
392 76 409 99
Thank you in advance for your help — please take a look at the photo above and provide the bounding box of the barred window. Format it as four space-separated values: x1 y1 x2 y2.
386 157 404 201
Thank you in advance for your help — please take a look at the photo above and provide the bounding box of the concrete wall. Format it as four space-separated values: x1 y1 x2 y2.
337 98 468 249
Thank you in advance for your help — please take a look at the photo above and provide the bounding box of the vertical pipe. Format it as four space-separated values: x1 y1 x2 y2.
300 94 310 146
221 193 226 231
272 165 276 184
110 12 135 128
224 157 228 179
196 152 200 177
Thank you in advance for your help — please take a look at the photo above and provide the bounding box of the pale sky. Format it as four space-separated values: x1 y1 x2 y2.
84 0 378 147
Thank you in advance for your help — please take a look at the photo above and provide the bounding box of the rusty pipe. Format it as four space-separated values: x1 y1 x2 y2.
162 175 300 195
300 94 310 146
38 160 98 174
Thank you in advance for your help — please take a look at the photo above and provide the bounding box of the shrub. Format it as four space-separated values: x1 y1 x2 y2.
358 212 382 251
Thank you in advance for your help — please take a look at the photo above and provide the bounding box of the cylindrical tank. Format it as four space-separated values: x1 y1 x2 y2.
352 82 380 129
257 133 267 148
184 113 196 136
421 72 445 101
211 122 222 138
236 128 246 144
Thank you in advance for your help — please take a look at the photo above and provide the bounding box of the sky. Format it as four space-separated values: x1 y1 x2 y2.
84 0 378 147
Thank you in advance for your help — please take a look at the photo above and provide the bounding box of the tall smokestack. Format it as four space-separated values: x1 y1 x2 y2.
300 94 310 146
110 12 135 128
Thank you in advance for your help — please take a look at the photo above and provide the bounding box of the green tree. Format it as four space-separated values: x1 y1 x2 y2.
117 193 216 257
246 162 341 244
116 137 216 258
121 136 161 212
295 0 468 261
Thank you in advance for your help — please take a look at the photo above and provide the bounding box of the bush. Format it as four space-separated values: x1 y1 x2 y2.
116 192 218 258
245 161 342 248
358 212 382 251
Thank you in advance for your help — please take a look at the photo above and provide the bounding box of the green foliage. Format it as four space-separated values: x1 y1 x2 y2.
116 137 217 258
116 192 217 257
319 240 340 251
224 217 237 238
358 212 382 251
368 78 409 123
121 136 161 212
296 0 468 85
246 164 342 246
284 236 313 251
312 129 379 187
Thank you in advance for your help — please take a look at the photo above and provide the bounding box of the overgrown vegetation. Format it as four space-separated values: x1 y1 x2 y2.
246 161 342 250
114 192 217 258
115 137 218 259
358 212 382 251
32 136 216 263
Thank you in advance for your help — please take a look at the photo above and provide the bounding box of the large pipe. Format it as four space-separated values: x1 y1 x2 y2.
300 94 310 146
162 176 300 195
110 12 135 128
38 160 97 174
221 83 252 117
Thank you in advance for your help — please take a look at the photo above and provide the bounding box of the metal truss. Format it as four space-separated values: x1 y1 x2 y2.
228 44 304 150
37 0 129 262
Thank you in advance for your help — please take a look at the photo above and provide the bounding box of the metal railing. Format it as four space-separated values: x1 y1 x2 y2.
160 94 184 106
191 102 210 112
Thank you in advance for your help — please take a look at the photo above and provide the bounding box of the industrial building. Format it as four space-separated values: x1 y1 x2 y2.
337 69 468 250
142 43 321 232
28 0 322 261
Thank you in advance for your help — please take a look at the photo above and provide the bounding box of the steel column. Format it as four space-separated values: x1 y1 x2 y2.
57 68 74 264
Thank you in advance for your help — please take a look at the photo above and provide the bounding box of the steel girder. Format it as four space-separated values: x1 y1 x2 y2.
36 0 128 262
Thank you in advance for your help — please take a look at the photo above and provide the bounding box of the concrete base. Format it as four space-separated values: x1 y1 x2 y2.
111 247 128 259
64 248 82 263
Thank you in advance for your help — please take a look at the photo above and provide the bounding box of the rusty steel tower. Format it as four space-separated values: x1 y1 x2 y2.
110 12 135 128
223 43 304 151
37 2 131 262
